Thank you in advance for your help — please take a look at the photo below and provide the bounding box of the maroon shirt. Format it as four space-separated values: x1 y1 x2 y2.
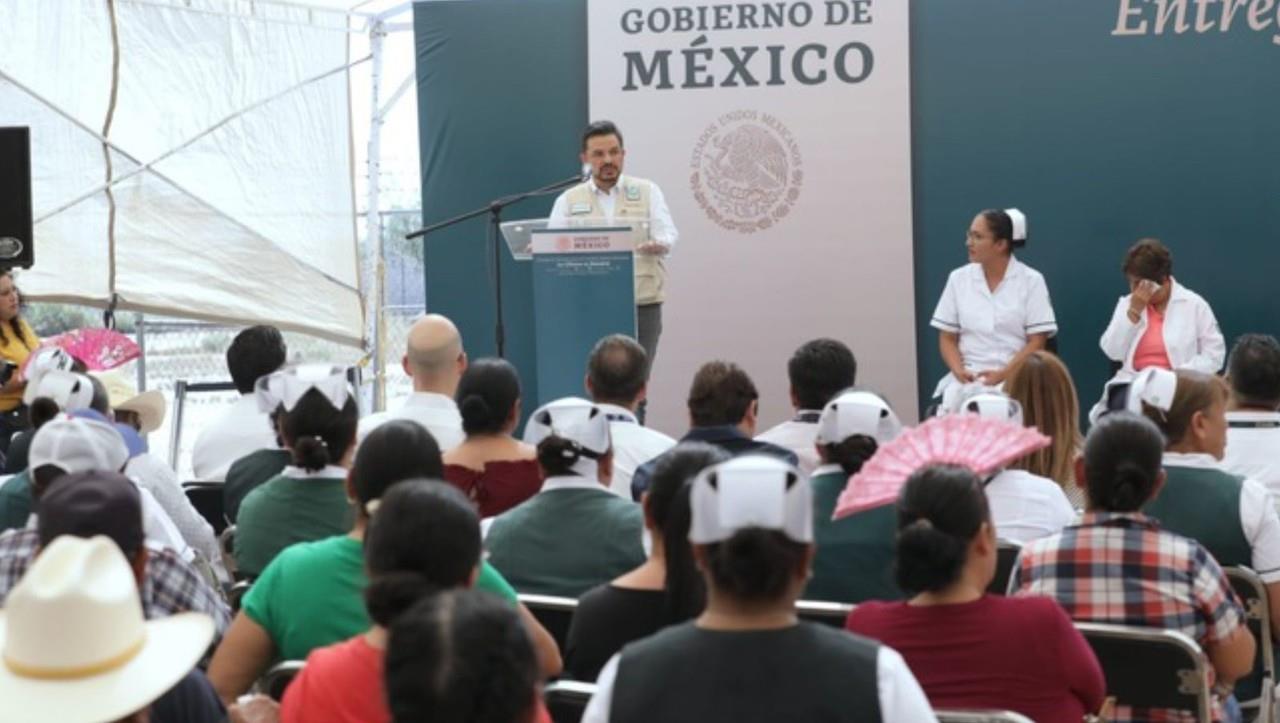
443 459 543 517
846 594 1105 723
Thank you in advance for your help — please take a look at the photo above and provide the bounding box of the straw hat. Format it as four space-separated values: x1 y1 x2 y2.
0 535 213 723
93 370 166 435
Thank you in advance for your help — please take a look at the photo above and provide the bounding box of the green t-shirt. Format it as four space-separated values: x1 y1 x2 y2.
235 473 355 578
0 471 33 534
242 534 517 661
224 448 291 523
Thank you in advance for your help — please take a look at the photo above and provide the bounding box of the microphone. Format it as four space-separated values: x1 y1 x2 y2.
581 162 593 182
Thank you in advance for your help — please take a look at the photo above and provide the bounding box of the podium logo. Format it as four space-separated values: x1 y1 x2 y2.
690 110 803 234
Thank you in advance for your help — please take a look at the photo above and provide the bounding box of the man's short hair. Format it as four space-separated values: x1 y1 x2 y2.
688 361 758 427
586 335 648 406
582 120 623 151
788 339 857 411
1228 333 1280 408
227 325 287 394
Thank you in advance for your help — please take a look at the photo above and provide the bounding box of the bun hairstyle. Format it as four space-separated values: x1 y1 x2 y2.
1084 412 1165 512
386 589 539 723
281 388 359 472
536 434 604 477
821 435 879 476
979 208 1027 250
351 420 444 515
705 528 809 603
455 358 521 436
893 464 990 595
1139 369 1228 449
645 442 729 623
363 480 481 628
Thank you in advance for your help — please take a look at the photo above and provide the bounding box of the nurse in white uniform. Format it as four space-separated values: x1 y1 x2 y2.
930 208 1058 408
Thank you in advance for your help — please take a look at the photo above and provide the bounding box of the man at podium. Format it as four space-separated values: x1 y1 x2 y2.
547 120 679 375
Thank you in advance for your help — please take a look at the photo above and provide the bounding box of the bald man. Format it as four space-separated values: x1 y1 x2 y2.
357 314 468 449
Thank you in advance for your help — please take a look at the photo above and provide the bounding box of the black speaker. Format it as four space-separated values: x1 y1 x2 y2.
0 127 34 269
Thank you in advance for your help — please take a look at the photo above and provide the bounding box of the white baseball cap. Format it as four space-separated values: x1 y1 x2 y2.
690 456 812 545
29 415 130 475
0 535 213 723
814 390 902 445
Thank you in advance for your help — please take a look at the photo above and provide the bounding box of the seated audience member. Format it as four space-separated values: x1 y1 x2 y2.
486 398 645 597
235 365 358 577
0 535 220 723
952 388 1075 543
564 442 727 681
2 345 78 473
582 456 936 723
358 313 467 450
95 371 223 577
1013 412 1256 722
0 469 230 634
192 325 287 481
442 358 541 516
222 406 289 523
282 480 558 722
1005 350 1087 508
846 465 1105 723
806 390 904 603
386 589 550 723
1135 368 1280 645
208 421 558 703
757 338 857 475
0 413 196 566
631 361 798 499
581 334 675 496
1222 334 1280 500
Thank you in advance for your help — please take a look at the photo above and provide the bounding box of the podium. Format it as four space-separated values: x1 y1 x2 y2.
501 219 648 403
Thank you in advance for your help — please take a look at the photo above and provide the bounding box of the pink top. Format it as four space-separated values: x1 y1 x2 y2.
1133 307 1173 370
846 595 1106 723
282 636 387 723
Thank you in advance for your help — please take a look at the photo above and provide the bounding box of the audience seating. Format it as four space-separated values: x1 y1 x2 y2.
255 660 305 701
1075 621 1212 721
1225 566 1276 723
544 680 596 723
227 580 252 612
795 599 854 628
182 481 229 535
986 540 1021 595
519 593 578 653
934 710 1034 723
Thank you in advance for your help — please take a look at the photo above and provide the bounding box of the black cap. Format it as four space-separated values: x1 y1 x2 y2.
37 471 144 557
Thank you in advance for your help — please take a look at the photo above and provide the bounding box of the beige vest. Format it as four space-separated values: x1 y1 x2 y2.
563 176 665 305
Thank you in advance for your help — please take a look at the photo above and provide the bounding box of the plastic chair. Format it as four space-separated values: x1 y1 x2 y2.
935 710 1034 723
518 593 578 653
1076 621 1212 721
987 540 1022 595
1226 566 1276 723
255 660 305 701
795 599 855 628
182 481 228 535
544 680 596 723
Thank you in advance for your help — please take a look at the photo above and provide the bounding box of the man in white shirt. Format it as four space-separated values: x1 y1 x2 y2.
583 334 675 497
358 314 467 450
756 338 857 476
1223 333 1280 504
191 325 286 481
547 121 679 376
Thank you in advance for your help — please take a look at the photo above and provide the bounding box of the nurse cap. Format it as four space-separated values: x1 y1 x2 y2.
814 390 902 446
690 456 812 545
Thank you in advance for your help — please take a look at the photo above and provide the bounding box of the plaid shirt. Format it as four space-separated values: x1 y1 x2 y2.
1012 512 1245 722
0 528 231 636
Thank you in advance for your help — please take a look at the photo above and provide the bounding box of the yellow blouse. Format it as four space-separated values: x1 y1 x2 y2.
0 318 39 412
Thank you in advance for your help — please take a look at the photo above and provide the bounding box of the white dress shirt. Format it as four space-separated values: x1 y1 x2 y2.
594 403 675 498
547 176 680 250
1224 410 1280 510
930 256 1057 399
581 645 937 722
1163 451 1280 582
756 413 821 476
190 394 279 482
357 391 465 451
983 468 1077 544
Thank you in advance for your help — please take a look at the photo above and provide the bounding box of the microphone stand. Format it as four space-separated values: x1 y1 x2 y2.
407 173 587 358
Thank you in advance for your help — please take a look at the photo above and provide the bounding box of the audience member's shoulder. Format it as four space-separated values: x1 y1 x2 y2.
989 593 1068 624
844 599 897 627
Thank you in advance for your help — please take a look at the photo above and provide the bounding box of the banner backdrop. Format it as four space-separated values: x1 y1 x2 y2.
588 1 918 432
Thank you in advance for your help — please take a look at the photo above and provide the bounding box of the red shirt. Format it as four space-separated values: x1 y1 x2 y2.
846 595 1105 723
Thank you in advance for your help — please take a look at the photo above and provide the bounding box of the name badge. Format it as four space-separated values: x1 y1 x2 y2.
569 202 592 215
625 185 641 201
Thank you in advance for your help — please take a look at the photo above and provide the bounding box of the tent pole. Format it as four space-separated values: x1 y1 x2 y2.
366 19 387 413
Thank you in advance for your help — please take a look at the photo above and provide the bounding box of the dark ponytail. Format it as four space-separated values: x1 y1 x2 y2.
29 397 62 431
705 528 809 603
281 388 358 472
894 464 990 595
536 434 600 477
820 434 879 476
363 480 481 627
455 358 521 436
646 443 728 623
1083 412 1164 512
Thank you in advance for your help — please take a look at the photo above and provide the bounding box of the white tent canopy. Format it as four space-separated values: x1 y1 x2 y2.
0 0 371 346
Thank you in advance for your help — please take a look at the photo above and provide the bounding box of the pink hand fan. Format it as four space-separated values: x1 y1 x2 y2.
41 328 141 371
832 414 1050 519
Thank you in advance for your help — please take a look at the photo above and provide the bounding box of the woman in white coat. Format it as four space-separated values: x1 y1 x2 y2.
931 208 1058 407
1093 238 1225 420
